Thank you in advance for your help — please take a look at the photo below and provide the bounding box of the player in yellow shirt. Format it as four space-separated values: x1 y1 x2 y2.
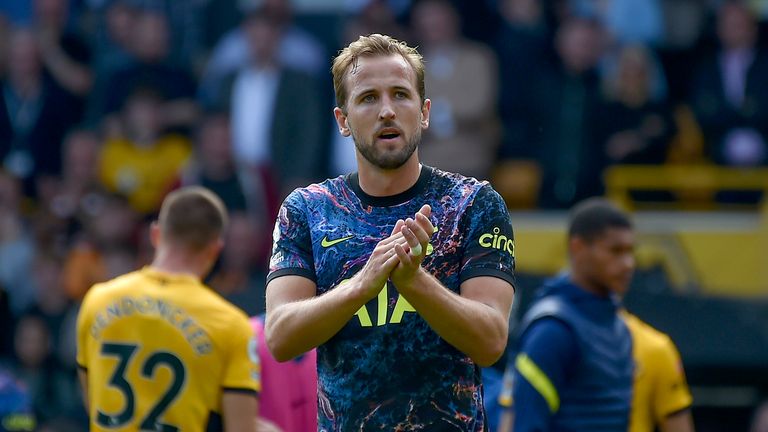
623 311 695 432
76 186 260 431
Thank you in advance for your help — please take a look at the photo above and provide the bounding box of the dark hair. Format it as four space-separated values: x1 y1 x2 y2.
158 186 228 252
568 197 632 242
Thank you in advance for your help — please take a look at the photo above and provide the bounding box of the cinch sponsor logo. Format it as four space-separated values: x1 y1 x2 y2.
479 227 515 256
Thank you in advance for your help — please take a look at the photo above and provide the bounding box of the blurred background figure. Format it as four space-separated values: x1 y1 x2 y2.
0 366 36 432
98 85 191 215
61 193 139 302
599 44 675 165
89 8 198 134
492 0 551 209
691 0 768 168
7 313 80 426
0 172 36 316
205 7 326 206
183 111 254 213
410 0 501 181
498 15 608 209
31 0 93 98
208 211 268 316
199 0 326 104
0 28 82 198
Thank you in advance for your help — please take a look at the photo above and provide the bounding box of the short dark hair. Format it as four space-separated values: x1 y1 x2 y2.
568 198 632 242
158 186 228 252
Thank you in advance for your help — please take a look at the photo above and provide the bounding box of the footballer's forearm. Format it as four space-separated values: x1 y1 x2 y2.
265 275 380 361
396 271 513 367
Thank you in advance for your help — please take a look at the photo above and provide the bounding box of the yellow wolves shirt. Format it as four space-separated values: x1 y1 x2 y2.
76 267 260 431
624 312 692 432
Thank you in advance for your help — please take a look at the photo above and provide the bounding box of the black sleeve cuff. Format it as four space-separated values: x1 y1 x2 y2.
266 268 316 286
460 268 516 291
222 387 258 396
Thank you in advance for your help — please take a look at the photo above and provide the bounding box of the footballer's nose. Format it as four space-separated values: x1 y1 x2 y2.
379 98 396 120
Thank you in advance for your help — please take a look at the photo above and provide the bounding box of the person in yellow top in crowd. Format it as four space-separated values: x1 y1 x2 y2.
623 310 695 432
99 85 191 214
76 186 260 431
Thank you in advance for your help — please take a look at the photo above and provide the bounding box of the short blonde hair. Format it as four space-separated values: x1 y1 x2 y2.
331 33 425 112
158 186 228 252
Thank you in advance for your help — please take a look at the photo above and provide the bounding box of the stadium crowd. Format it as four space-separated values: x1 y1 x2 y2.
0 0 766 430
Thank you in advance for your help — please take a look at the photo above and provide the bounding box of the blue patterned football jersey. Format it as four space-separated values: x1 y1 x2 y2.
268 166 516 431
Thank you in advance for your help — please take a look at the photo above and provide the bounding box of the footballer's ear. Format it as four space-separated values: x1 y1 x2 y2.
420 99 431 129
568 235 591 258
149 222 161 249
334 107 351 137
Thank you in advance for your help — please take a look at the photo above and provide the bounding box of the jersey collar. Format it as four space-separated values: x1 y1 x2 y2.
141 266 202 286
346 165 434 207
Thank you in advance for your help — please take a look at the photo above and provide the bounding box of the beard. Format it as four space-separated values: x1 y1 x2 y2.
351 124 420 170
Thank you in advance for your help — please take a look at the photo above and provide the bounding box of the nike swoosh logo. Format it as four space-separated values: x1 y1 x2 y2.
321 235 354 248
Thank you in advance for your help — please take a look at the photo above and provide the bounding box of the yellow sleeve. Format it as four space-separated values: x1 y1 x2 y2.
222 315 261 393
652 337 693 422
75 291 95 369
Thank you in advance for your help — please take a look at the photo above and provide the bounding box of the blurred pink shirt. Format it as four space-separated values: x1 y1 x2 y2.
250 316 317 432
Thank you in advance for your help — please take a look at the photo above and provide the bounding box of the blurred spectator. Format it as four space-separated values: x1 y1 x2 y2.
182 112 252 213
62 193 139 301
208 212 268 315
44 128 105 230
691 1 768 167
0 28 82 196
32 0 93 97
0 172 37 316
90 0 137 63
9 313 80 424
0 367 36 432
494 0 551 155
657 0 708 104
343 0 410 44
410 0 501 180
85 0 138 124
98 85 192 214
660 0 708 51
207 8 326 202
599 45 676 164
199 0 327 103
500 16 608 208
90 9 198 132
28 252 82 382
491 0 551 208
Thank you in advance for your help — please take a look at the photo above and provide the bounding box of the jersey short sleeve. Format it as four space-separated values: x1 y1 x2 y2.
221 314 261 394
267 190 316 284
76 287 98 369
459 184 516 287
652 337 692 421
